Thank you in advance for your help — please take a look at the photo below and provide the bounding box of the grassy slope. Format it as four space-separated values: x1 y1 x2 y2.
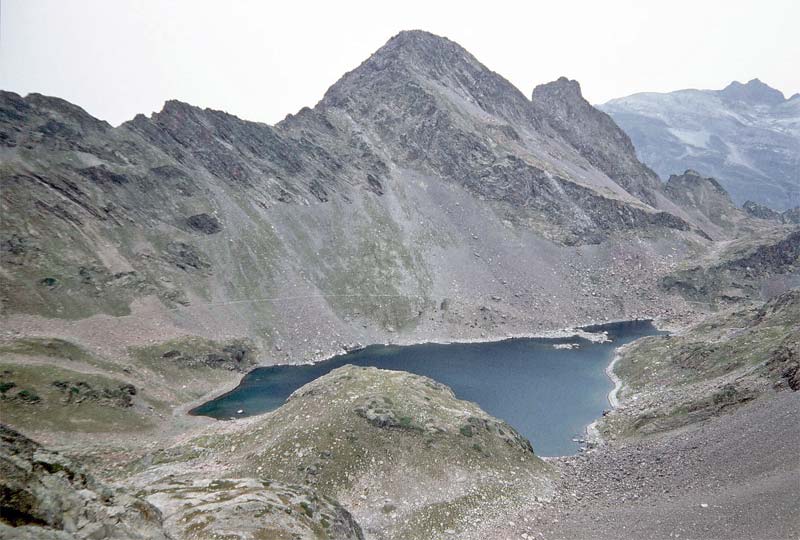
130 365 553 540
602 289 799 438
0 335 253 436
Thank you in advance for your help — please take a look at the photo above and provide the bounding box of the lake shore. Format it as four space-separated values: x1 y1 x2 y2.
192 320 663 456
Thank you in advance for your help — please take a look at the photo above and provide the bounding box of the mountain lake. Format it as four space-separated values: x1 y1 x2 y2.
191 320 665 456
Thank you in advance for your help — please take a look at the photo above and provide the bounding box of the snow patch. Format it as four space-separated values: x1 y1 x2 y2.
667 128 711 149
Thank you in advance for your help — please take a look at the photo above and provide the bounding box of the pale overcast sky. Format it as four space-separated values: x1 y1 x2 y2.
1 0 798 126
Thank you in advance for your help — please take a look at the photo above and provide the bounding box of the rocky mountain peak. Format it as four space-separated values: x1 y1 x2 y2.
718 78 785 105
364 30 483 75
530 76 598 127
321 30 478 98
530 76 662 200
531 76 584 104
382 29 464 57
125 99 209 136
148 99 212 124
320 30 535 127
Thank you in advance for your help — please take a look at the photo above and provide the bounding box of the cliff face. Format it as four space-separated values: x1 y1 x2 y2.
531 77 663 204
313 33 688 232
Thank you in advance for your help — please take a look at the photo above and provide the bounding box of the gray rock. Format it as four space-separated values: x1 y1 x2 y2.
0 424 168 539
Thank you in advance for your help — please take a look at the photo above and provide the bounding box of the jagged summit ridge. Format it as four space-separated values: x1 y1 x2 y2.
718 78 786 105
314 31 698 221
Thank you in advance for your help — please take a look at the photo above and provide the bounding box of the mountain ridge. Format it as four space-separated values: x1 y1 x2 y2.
718 78 786 105
600 79 800 210
0 30 790 378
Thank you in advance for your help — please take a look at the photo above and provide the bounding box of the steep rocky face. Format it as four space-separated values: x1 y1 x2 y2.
312 31 691 239
530 77 662 204
600 79 800 209
0 424 169 539
661 169 745 239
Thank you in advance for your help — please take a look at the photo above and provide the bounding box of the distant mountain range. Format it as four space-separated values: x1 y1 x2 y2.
600 79 800 210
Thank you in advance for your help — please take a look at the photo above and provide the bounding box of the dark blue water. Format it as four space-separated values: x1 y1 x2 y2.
191 320 664 456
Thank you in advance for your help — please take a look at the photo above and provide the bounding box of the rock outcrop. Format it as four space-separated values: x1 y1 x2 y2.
0 423 365 540
662 169 745 238
742 200 783 221
142 478 364 540
743 200 800 224
0 424 169 539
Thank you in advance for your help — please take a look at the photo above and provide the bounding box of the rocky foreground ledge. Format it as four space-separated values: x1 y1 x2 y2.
1 365 553 539
123 365 553 540
0 424 169 540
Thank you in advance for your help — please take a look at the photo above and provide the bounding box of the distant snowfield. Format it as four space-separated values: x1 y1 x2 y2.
600 80 800 210
667 127 711 149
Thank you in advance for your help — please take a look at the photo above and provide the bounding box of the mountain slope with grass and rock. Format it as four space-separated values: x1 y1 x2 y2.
2 29 799 540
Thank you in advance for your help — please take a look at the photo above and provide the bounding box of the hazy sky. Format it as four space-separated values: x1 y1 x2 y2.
2 0 798 126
